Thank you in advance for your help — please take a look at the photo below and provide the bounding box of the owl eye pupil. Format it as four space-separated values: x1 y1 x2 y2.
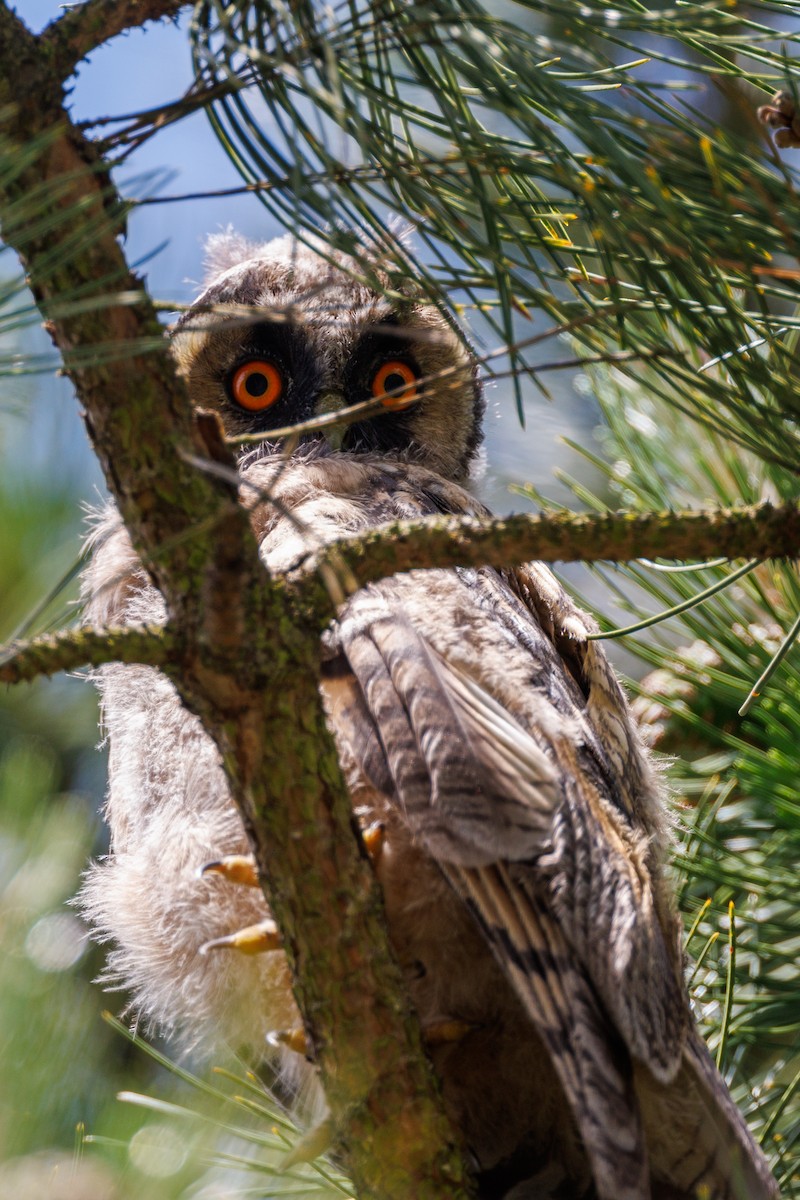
245 373 268 397
371 359 419 409
383 372 406 394
230 359 283 412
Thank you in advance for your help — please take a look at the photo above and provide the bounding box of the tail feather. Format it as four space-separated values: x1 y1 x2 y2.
639 1031 778 1200
454 863 650 1200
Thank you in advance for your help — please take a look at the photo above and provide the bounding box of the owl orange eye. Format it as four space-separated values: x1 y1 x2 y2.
230 360 283 411
371 360 419 410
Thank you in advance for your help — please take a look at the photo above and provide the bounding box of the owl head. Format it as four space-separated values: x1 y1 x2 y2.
172 230 483 482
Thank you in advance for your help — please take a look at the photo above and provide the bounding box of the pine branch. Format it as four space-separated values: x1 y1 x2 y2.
0 625 178 685
39 0 191 80
195 0 800 470
313 502 800 595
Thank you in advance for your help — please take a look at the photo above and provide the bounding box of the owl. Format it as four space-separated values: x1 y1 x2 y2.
80 231 778 1200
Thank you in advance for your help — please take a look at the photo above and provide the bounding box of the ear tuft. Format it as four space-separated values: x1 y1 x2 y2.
202 228 261 285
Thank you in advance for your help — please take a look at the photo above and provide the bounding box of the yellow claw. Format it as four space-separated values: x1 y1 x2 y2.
199 854 260 888
266 1027 310 1057
423 1019 479 1047
199 919 281 956
361 821 385 866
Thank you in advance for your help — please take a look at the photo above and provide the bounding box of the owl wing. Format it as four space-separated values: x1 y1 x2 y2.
325 562 776 1200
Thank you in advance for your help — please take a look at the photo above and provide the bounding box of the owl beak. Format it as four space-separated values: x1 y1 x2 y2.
314 391 346 452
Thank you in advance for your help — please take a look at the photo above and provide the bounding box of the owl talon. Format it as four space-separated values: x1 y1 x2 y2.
266 1027 310 1058
361 821 385 866
199 854 260 887
423 1018 479 1047
199 919 281 956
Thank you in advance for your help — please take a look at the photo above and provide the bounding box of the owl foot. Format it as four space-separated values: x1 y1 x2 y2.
199 919 281 956
361 821 385 866
199 854 260 887
266 1027 310 1057
423 1018 479 1047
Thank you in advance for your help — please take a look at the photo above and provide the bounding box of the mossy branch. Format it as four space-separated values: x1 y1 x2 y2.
7 504 793 689
305 502 800 597
0 625 179 685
